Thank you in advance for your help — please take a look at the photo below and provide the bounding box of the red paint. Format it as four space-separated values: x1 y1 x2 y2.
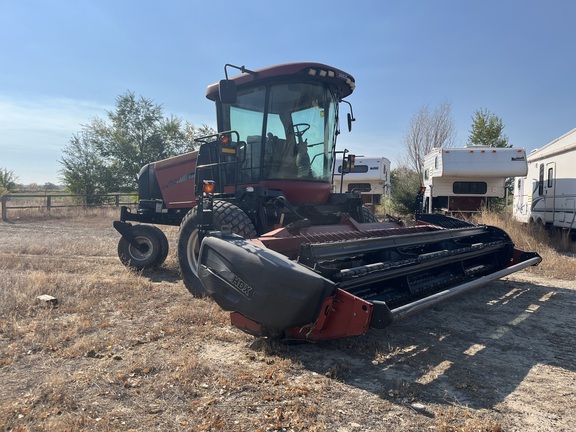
229 289 374 341
154 151 199 209
284 289 373 341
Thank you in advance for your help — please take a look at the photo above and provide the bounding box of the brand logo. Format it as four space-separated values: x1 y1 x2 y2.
231 275 253 298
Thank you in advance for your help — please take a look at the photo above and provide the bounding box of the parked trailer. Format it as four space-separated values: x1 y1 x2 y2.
513 128 576 233
332 156 391 213
419 146 528 217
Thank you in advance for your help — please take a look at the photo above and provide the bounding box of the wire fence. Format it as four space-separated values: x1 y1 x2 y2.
1 193 138 222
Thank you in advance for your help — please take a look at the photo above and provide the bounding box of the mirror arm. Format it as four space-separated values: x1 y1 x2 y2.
224 64 257 79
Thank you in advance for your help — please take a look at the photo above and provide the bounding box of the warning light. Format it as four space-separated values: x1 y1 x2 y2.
203 180 215 194
221 135 230 144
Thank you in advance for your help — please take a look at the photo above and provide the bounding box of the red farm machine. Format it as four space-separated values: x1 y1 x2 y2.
114 62 541 341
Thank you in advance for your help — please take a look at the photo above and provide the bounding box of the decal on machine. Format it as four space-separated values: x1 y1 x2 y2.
162 172 195 190
231 274 253 298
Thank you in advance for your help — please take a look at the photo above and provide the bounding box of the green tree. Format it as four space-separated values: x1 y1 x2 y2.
61 91 215 194
94 91 190 188
0 168 19 196
60 129 121 203
390 166 421 216
468 108 510 147
468 109 512 211
184 122 217 145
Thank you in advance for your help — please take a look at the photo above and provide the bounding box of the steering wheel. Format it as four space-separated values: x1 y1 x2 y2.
292 123 310 140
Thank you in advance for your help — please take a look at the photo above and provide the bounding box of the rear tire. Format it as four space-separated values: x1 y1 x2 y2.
178 201 257 297
118 225 168 270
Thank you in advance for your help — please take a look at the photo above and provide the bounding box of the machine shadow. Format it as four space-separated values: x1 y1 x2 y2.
139 265 182 283
278 278 575 410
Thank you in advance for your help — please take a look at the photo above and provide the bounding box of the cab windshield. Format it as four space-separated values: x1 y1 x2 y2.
222 82 339 183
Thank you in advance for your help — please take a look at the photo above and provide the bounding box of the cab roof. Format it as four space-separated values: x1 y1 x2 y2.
205 62 356 101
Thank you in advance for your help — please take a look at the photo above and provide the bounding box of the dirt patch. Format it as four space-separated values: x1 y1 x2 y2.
289 272 575 430
0 216 575 431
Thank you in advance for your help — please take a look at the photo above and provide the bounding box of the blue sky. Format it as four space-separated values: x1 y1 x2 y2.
1 0 575 185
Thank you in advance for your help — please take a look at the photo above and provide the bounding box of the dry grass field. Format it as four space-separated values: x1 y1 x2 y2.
1 208 575 431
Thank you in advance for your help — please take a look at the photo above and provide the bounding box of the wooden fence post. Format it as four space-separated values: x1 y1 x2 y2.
1 195 7 222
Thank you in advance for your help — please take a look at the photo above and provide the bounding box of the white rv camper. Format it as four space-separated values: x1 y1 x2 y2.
513 128 576 232
333 156 391 212
420 146 528 216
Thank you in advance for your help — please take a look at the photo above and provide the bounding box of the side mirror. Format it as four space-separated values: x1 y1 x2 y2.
219 80 237 104
237 141 247 163
341 100 355 132
343 154 355 173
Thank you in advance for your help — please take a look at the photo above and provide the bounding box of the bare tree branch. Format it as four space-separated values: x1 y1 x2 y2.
402 101 456 178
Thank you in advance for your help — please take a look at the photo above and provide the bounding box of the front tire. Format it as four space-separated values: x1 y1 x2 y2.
361 206 379 223
118 225 168 270
178 201 257 297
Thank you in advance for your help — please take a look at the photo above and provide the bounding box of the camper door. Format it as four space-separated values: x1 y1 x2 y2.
514 177 528 218
544 162 556 224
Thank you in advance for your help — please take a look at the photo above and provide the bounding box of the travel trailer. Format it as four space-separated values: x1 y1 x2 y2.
333 156 391 212
513 128 576 232
419 146 528 217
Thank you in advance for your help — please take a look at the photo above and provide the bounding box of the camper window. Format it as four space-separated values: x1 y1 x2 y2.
337 165 369 174
452 182 487 194
547 167 554 188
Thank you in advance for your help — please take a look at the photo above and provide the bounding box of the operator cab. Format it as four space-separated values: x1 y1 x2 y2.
205 63 355 203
